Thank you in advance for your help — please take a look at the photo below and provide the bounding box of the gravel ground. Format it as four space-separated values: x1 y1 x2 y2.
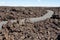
0 7 60 40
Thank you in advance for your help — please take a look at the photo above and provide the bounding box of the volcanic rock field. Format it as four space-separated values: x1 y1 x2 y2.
0 7 60 40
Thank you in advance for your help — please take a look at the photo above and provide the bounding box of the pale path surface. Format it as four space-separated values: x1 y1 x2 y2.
0 20 17 30
0 10 54 30
27 10 54 23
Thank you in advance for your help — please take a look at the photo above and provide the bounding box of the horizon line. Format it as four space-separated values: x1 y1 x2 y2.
0 6 60 7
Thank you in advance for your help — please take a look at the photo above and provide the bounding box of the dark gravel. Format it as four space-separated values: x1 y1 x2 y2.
0 7 60 40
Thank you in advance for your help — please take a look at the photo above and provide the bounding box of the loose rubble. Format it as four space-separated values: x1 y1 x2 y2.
0 7 60 40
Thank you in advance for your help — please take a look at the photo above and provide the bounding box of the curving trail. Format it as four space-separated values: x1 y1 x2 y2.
0 10 54 30
26 10 54 23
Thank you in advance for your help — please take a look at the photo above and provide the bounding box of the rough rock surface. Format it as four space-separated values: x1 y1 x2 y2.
0 7 60 40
